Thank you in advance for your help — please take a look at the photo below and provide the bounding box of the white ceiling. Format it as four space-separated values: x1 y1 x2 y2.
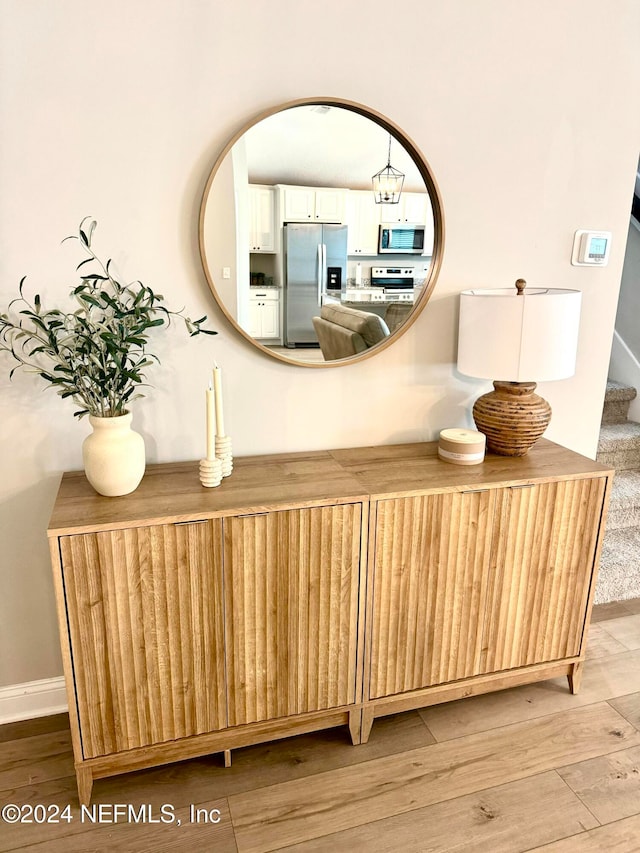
241 104 427 193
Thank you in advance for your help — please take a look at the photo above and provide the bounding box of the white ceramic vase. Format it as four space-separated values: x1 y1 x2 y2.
82 412 145 497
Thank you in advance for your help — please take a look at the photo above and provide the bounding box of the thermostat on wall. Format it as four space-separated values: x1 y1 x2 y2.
571 230 611 266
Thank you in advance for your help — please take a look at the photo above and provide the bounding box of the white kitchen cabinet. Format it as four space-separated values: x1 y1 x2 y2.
249 185 276 252
282 188 315 221
249 289 280 339
379 192 430 225
346 190 381 255
282 186 346 223
314 189 346 223
379 191 434 255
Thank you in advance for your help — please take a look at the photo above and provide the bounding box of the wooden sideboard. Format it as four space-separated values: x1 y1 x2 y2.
47 439 613 804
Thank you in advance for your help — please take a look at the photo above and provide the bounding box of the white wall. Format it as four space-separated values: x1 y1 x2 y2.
615 221 640 356
609 220 640 421
1 0 639 688
203 150 239 317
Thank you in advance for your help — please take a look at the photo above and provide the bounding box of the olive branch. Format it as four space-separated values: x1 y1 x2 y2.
0 217 216 418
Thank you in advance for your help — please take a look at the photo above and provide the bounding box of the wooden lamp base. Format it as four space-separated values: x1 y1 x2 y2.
472 380 551 456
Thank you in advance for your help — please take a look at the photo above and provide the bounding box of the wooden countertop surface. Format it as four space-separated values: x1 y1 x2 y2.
48 438 613 536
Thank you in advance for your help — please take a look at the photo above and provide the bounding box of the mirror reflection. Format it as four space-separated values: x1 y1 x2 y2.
199 100 442 366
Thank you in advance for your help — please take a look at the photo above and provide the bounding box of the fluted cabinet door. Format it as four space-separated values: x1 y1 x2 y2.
224 504 362 727
60 521 226 759
482 478 607 672
368 491 495 699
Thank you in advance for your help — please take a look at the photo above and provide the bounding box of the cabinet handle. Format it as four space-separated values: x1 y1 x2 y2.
236 512 269 518
174 519 209 526
462 488 489 494
510 484 535 490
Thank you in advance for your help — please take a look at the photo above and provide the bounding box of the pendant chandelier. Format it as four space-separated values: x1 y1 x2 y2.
372 134 405 204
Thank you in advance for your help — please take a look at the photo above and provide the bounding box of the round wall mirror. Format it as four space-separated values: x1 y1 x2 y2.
199 98 444 367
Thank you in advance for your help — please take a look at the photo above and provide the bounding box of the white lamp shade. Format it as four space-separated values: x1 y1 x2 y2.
457 288 582 382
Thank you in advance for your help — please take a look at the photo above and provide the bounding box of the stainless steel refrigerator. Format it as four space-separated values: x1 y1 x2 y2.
283 223 348 347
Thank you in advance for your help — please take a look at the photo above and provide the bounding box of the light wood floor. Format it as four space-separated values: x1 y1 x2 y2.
2 598 640 853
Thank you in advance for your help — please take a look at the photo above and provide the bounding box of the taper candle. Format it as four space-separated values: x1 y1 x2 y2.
206 382 215 459
213 363 225 436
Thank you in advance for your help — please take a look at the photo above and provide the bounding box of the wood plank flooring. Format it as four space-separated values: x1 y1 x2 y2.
1 598 639 853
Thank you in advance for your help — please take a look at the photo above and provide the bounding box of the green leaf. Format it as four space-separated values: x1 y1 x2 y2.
99 292 119 309
78 294 102 307
78 217 97 247
86 218 97 244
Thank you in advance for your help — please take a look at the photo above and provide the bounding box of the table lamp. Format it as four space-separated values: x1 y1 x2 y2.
457 279 582 456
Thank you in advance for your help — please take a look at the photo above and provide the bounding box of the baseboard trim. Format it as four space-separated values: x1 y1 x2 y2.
0 677 68 725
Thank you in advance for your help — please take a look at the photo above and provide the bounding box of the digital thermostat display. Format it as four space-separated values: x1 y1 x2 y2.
588 237 607 257
571 230 612 266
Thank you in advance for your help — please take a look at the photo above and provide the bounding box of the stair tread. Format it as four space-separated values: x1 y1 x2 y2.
597 525 640 604
605 380 638 402
602 524 640 553
611 469 640 502
598 421 640 450
599 381 640 603
608 471 640 530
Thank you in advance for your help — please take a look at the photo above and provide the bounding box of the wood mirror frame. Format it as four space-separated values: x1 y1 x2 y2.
198 97 444 368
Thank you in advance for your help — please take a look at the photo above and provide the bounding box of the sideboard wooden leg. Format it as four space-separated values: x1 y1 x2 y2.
223 749 232 768
360 707 375 744
76 766 93 806
348 709 362 745
568 661 583 694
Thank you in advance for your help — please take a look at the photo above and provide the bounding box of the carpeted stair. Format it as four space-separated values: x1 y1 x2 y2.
595 380 640 603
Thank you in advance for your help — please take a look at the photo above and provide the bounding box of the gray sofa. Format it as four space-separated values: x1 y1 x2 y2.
312 304 390 360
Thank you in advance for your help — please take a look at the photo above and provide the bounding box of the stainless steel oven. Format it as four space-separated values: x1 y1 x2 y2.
370 267 415 302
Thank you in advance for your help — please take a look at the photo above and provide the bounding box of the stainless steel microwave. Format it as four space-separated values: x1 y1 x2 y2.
378 223 425 254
